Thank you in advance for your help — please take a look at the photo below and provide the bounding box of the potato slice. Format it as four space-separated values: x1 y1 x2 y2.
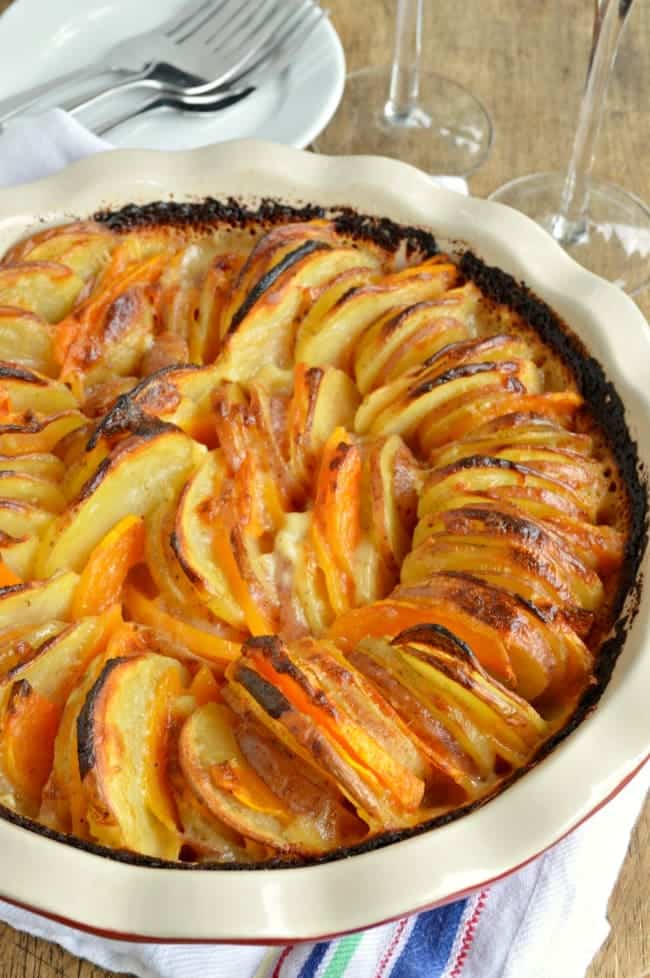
354 279 476 394
0 533 38 578
0 500 54 539
180 701 363 854
396 574 591 700
430 412 594 467
418 391 583 455
296 259 460 370
3 222 115 279
36 425 204 576
352 627 545 791
89 364 221 447
218 245 377 380
0 571 78 631
0 471 65 512
0 362 76 417
0 262 83 322
411 508 604 611
356 358 541 440
0 410 86 456
287 363 360 494
0 452 64 481
237 635 426 824
77 653 186 858
173 451 245 628
419 455 592 522
363 434 420 577
40 656 105 836
0 307 56 375
0 620 65 678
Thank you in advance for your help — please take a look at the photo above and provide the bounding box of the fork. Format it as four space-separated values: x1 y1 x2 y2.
66 0 322 116
86 6 326 136
0 0 312 126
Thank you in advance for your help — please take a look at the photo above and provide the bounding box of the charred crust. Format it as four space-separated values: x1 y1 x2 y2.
228 240 332 334
7 678 32 713
422 335 515 369
94 198 327 232
328 442 351 470
0 363 45 385
93 198 438 257
410 361 520 398
435 454 532 476
169 529 201 585
331 209 438 258
234 664 292 720
443 507 546 543
392 622 477 667
244 636 334 714
244 634 284 655
77 657 128 780
87 367 189 449
77 455 112 500
381 301 433 336
0 581 28 597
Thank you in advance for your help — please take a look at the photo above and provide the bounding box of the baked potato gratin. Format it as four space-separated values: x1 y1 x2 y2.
0 201 636 864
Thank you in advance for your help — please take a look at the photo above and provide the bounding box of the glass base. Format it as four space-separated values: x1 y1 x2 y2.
314 66 492 178
489 172 650 295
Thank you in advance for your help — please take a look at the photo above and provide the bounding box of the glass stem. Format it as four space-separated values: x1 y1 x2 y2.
383 0 431 128
552 0 635 242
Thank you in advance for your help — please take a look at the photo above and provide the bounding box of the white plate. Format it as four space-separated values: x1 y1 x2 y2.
0 0 345 149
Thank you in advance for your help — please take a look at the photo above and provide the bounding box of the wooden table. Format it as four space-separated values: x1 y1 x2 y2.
0 1 647 976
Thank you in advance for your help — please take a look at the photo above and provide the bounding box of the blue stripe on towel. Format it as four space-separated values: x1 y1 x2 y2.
297 941 331 978
389 899 468 978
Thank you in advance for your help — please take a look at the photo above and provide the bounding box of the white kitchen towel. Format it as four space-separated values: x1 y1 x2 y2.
0 108 646 978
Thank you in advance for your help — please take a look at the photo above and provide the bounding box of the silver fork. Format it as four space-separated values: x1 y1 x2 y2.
86 4 327 136
0 0 304 125
72 0 323 123
64 0 320 115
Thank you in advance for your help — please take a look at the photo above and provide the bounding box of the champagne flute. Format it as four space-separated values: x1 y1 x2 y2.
490 0 650 295
315 0 492 176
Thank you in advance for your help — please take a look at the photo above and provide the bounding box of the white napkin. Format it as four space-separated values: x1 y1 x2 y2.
0 109 646 978
0 108 469 194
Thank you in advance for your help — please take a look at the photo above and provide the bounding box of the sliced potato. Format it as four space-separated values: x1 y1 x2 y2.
296 259 458 370
77 652 186 858
0 411 86 456
354 279 475 394
36 425 204 576
0 615 108 709
0 307 56 375
180 701 364 854
218 245 379 380
173 451 245 628
0 362 76 414
0 452 64 481
2 222 115 279
0 533 38 578
0 571 78 631
0 471 65 512
0 262 83 322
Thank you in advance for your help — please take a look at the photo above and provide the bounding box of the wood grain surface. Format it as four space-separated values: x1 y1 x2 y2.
0 1 647 976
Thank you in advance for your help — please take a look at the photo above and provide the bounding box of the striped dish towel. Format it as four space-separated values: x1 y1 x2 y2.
0 763 646 978
0 109 646 978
